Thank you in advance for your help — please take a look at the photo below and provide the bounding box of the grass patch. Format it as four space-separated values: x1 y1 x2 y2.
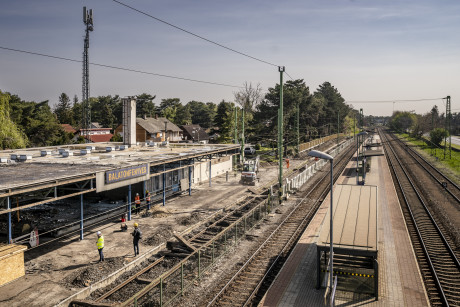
396 133 460 175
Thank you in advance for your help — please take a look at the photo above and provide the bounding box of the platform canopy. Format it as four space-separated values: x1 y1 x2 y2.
318 184 378 255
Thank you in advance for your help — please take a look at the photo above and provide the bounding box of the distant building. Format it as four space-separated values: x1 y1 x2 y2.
114 117 182 143
61 124 77 135
77 122 113 143
180 124 209 144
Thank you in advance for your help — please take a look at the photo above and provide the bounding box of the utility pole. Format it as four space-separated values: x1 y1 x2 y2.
278 66 285 204
431 110 435 156
353 113 356 138
296 100 300 154
82 7 93 143
234 107 238 169
444 96 451 159
337 112 340 145
241 108 245 164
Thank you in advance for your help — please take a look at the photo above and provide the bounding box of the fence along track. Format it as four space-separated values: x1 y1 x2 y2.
389 133 460 204
85 195 264 305
207 143 356 307
380 129 460 307
70 138 353 307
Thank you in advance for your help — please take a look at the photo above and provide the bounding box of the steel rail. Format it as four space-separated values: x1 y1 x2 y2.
117 194 271 307
207 143 355 306
89 195 264 305
70 139 351 307
242 149 352 306
389 133 460 204
95 257 165 302
380 129 460 306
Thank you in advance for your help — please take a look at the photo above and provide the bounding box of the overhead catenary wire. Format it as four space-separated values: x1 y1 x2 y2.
111 0 279 68
284 71 295 81
346 98 444 104
0 46 244 89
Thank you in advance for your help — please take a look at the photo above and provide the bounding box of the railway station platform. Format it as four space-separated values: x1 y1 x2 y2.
260 137 430 306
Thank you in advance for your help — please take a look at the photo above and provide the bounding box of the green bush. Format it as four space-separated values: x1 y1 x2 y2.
430 128 449 147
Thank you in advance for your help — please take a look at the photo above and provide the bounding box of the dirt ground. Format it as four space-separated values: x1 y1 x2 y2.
0 157 297 307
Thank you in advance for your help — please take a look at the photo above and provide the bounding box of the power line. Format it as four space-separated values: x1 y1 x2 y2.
285 71 295 81
0 46 244 89
110 0 279 68
346 98 444 104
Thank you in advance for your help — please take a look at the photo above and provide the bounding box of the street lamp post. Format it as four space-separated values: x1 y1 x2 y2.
308 150 334 294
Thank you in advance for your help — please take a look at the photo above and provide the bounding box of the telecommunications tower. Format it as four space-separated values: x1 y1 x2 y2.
82 7 94 142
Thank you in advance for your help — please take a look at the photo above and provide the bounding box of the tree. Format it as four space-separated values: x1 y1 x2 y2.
214 100 235 143
187 101 216 128
71 95 83 128
429 128 449 147
175 104 192 125
234 82 263 121
314 82 350 135
0 91 27 149
54 93 74 125
9 95 66 147
136 93 156 118
91 95 119 128
431 105 439 129
159 98 181 122
389 111 417 133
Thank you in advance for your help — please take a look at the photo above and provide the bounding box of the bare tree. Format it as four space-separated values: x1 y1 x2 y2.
234 82 263 114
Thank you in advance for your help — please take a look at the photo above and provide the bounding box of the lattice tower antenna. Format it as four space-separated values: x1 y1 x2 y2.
82 7 94 142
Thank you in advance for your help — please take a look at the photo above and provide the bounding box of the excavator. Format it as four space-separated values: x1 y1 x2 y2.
241 155 260 185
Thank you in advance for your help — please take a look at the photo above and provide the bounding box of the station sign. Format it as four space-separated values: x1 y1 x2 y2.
105 164 148 184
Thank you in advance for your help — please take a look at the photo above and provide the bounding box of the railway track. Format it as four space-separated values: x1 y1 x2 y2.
380 129 460 307
389 133 460 204
69 138 351 307
206 143 356 306
80 194 267 306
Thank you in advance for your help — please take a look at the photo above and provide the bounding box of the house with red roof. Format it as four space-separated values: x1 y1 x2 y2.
78 123 113 143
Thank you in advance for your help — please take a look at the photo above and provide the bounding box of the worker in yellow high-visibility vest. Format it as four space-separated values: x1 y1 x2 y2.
96 231 104 262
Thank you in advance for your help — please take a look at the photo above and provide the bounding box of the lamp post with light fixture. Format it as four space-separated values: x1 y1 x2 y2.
308 149 334 293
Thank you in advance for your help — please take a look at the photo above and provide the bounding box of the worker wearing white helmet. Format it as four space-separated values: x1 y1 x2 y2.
96 231 105 262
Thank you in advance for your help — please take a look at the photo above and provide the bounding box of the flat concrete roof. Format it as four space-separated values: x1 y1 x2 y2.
318 184 378 254
0 143 238 193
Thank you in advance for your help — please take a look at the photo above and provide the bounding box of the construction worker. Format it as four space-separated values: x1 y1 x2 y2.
286 157 290 169
146 190 151 210
134 193 141 214
132 222 142 256
96 231 104 262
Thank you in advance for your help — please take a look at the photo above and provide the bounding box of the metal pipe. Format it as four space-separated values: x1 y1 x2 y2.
80 194 84 240
188 166 192 196
7 197 12 244
209 160 212 187
128 184 132 221
329 159 334 293
163 172 166 206
278 66 285 204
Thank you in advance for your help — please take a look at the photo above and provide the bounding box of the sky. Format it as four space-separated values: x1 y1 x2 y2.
0 0 459 116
